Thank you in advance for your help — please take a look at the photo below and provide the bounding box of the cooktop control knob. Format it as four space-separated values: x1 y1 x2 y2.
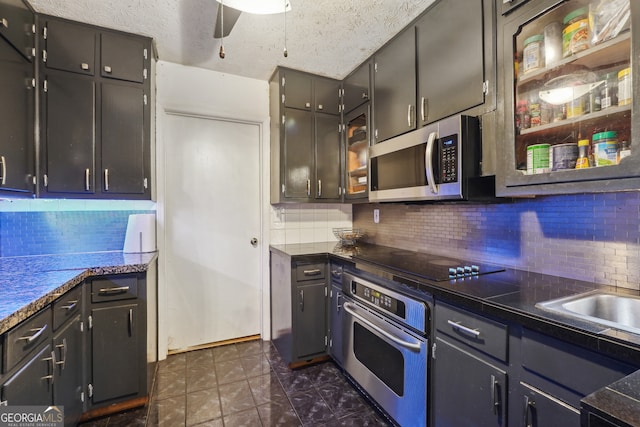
456 267 465 276
448 268 457 278
471 265 480 275
464 266 472 275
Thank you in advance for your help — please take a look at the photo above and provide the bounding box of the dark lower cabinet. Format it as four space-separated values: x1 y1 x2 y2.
433 336 507 427
519 382 580 427
53 314 84 427
295 282 327 360
1 344 53 406
90 304 139 403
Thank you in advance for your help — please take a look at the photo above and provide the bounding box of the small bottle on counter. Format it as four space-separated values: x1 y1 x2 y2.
575 139 590 169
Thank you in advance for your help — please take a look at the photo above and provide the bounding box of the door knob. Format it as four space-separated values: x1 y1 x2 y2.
250 238 258 247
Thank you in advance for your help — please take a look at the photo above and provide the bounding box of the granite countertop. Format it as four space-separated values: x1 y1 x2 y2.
0 251 158 335
271 241 640 424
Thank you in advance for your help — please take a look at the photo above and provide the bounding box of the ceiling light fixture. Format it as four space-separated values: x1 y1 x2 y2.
215 0 291 15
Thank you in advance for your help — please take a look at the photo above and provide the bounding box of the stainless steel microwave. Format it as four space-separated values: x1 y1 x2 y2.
369 114 495 202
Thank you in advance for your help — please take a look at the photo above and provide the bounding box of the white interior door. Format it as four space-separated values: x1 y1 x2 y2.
164 112 262 351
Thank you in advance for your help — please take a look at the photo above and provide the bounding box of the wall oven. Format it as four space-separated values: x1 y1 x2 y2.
341 269 431 427
369 114 494 202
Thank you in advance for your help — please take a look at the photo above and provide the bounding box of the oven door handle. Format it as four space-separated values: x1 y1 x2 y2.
343 302 422 352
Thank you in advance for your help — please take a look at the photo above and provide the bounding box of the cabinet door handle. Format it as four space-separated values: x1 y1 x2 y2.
60 300 78 311
318 179 322 197
104 65 112 73
362 92 368 99
1 18 8 28
104 168 109 191
0 155 6 185
55 338 67 370
336 293 342 311
491 375 500 414
421 97 426 122
85 168 90 191
407 104 412 128
305 102 311 108
299 289 304 312
523 395 535 427
306 179 311 197
318 104 324 110
447 319 480 338
18 324 47 343
128 308 134 336
81 62 89 70
41 350 56 384
98 286 130 295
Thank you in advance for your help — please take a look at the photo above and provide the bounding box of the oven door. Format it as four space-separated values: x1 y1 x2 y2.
342 296 427 427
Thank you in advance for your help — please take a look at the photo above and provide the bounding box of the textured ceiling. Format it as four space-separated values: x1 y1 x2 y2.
27 0 435 81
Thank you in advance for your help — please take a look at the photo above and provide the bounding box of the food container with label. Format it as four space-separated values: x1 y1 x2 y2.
527 143 550 174
592 131 618 166
523 34 544 74
562 8 589 57
544 22 562 67
618 67 632 106
575 139 590 169
600 71 618 109
550 143 579 170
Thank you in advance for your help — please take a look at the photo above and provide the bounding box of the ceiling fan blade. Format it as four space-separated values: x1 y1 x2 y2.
214 5 242 38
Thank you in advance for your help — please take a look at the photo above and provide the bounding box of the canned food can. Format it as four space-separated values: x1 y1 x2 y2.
527 144 551 174
523 35 544 74
562 8 589 57
550 143 579 170
592 131 618 166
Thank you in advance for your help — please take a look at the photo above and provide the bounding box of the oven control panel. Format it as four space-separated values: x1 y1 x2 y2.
353 281 406 318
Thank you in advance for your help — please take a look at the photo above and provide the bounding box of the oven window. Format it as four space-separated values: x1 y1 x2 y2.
353 323 404 396
370 145 426 191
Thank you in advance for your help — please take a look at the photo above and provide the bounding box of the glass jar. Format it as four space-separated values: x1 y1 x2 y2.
562 7 589 57
618 67 632 106
592 131 618 166
523 34 544 74
600 71 618 109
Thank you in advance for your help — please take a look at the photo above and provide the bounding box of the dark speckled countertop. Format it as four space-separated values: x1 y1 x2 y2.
0 251 157 335
271 242 640 425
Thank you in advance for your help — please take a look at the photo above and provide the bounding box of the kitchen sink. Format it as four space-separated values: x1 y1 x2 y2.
536 291 640 335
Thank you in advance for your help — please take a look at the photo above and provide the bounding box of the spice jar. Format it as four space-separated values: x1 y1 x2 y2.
523 35 544 74
618 67 632 106
575 139 590 169
563 8 589 57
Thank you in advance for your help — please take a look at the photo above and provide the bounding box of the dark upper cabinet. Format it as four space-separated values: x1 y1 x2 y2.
101 82 146 194
100 32 146 83
416 0 487 125
38 15 151 199
373 27 416 143
343 60 370 114
0 33 34 194
271 67 342 203
0 0 34 61
42 72 96 194
44 18 96 75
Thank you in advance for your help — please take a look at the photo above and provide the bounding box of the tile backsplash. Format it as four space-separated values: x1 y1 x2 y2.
0 199 156 257
270 203 352 245
354 192 640 290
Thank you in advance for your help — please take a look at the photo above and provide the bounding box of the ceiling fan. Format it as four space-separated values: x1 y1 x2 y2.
213 0 291 38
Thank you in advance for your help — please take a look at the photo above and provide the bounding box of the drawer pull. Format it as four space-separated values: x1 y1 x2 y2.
99 286 130 295
18 324 48 343
60 300 78 311
447 320 480 338
303 269 322 276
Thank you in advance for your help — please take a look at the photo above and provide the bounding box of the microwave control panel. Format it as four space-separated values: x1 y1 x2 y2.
352 281 406 318
439 134 458 183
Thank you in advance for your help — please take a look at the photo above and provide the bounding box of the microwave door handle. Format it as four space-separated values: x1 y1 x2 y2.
425 131 438 194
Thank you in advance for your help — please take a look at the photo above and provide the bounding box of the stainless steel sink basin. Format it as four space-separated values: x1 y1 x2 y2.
536 291 640 335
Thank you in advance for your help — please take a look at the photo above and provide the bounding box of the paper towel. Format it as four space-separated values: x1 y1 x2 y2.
123 214 157 253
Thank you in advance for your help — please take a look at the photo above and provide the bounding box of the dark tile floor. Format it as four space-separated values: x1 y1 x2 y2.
80 340 392 426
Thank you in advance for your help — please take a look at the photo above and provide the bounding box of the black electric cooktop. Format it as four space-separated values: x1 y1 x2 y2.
352 248 505 282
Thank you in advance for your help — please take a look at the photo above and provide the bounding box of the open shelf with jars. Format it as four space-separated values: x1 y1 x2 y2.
497 0 640 196
344 103 370 199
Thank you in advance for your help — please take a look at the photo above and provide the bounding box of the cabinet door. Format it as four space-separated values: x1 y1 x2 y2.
373 27 416 143
433 337 507 427
0 35 33 193
283 70 312 110
53 314 84 427
0 0 34 60
329 284 343 365
91 303 139 404
519 382 580 427
315 112 341 200
344 103 369 199
283 107 313 199
101 82 145 194
314 77 340 115
100 32 145 83
42 72 95 194
294 282 326 360
44 19 96 75
1 345 53 406
416 0 485 125
343 61 370 114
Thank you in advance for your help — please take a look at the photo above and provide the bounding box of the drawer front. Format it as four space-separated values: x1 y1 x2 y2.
5 308 53 373
91 275 138 303
295 263 326 282
435 302 508 362
53 285 82 331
